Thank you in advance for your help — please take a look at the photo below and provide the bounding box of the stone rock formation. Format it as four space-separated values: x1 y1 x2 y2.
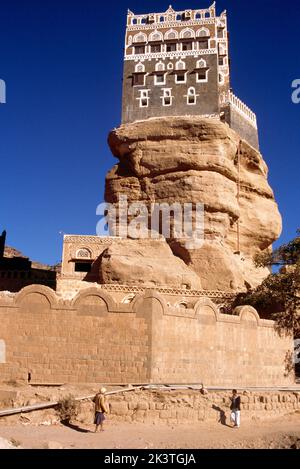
99 238 202 290
105 117 282 292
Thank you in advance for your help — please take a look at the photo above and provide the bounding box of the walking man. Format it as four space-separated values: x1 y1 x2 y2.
230 389 241 428
93 387 109 433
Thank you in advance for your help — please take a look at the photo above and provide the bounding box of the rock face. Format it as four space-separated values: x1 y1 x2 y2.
99 239 202 290
106 117 282 291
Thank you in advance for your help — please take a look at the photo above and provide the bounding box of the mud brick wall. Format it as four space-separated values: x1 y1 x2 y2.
0 285 295 386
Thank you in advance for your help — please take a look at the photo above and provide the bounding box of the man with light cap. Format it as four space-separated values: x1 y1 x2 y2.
93 387 109 433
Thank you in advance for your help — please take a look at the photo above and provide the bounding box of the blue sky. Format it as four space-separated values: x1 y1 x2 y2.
0 0 299 265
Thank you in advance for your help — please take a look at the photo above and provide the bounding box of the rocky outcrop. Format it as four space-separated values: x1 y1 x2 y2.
106 117 282 291
99 238 202 290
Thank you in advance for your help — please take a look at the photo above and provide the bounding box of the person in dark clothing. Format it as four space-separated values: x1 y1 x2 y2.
230 389 241 428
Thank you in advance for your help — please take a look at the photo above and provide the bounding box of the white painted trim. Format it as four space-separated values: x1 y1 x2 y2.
155 61 165 72
185 87 199 105
180 27 195 39
125 48 218 61
137 89 150 107
133 32 147 43
196 27 210 37
161 88 173 106
135 62 145 73
154 73 166 86
164 28 179 40
175 71 187 84
149 30 163 42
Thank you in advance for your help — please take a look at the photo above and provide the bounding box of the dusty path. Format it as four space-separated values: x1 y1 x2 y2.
0 413 299 449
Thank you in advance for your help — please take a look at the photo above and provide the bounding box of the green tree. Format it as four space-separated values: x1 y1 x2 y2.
234 229 300 340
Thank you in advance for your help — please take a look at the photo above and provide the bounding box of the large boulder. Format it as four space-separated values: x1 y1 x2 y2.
99 239 202 290
105 117 282 291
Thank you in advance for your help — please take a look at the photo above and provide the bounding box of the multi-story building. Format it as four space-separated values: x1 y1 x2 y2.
122 3 259 149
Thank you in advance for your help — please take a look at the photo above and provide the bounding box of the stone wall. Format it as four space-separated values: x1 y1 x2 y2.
228 106 259 151
2 389 299 427
89 389 300 425
0 285 295 387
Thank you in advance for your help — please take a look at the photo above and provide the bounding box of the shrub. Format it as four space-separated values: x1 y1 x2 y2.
57 395 78 423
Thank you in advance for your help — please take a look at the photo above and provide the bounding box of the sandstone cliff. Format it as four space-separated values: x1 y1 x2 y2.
105 117 282 292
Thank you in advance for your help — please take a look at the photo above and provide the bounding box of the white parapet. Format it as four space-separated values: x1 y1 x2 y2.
220 91 257 129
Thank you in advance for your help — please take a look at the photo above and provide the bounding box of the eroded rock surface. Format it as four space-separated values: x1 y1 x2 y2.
105 117 281 291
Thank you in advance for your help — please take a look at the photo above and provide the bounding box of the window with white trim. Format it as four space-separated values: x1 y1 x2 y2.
217 28 224 38
137 89 150 107
149 30 163 42
219 73 225 85
135 45 145 55
133 32 147 43
151 44 161 53
196 27 210 37
198 38 209 49
175 60 186 84
155 62 165 72
166 43 177 52
133 72 146 86
175 60 186 70
175 72 186 83
135 63 145 73
182 41 193 51
196 59 208 83
186 87 197 105
180 28 195 39
164 29 178 41
161 88 173 106
155 73 166 85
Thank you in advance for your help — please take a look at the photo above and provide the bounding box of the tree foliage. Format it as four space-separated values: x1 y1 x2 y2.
234 230 300 340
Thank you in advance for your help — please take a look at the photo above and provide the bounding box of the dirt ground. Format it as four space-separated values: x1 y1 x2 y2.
0 413 299 449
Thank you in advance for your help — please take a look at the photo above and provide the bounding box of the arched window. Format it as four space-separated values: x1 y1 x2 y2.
132 18 137 25
197 28 209 50
176 59 186 70
167 62 173 70
187 87 197 105
155 61 165 72
155 61 166 85
76 248 92 259
176 14 182 21
196 60 208 82
149 30 163 42
219 73 225 85
205 11 210 18
197 59 207 68
135 62 145 73
160 16 165 22
175 62 186 83
133 32 147 43
195 12 201 19
180 28 195 39
164 29 178 40
196 27 210 37
161 88 173 106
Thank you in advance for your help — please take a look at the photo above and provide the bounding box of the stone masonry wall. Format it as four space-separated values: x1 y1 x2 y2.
0 285 295 387
2 389 299 427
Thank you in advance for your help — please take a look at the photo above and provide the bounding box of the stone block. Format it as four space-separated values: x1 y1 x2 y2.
110 402 129 416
